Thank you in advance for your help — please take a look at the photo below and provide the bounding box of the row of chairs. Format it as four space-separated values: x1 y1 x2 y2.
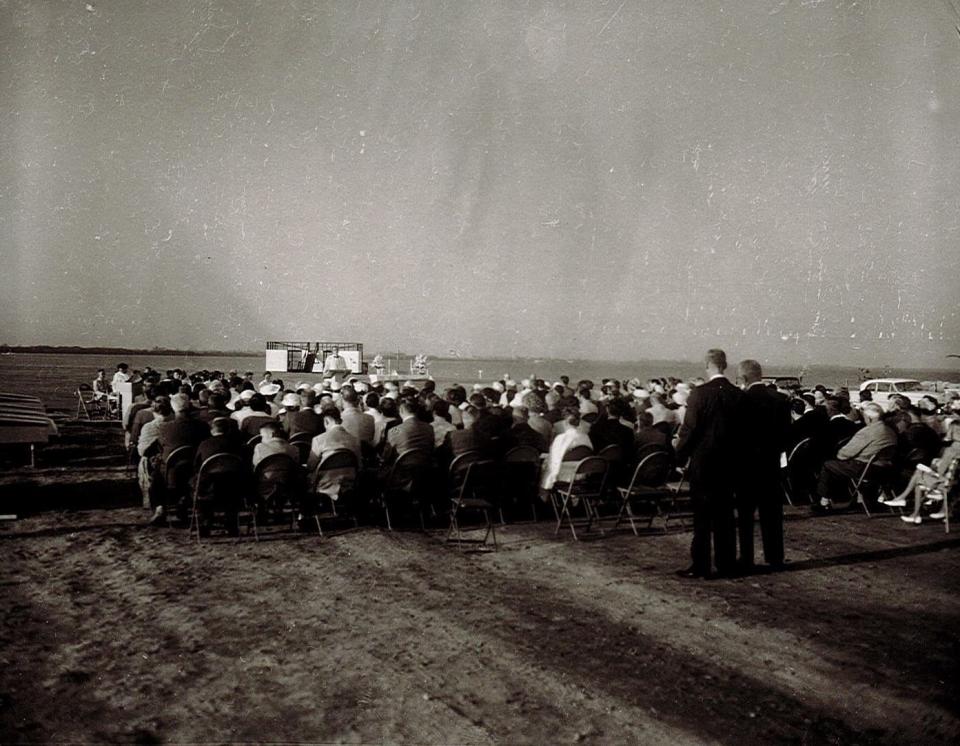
155 438 685 547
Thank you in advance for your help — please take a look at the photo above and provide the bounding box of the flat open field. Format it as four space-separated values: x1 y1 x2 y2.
1 504 957 744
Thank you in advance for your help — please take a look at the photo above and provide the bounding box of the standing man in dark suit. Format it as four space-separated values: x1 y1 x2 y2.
675 349 743 579
736 360 792 571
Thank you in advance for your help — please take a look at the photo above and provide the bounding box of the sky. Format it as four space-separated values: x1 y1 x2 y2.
1 0 959 369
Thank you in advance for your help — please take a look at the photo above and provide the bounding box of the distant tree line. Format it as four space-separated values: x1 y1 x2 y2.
0 345 259 357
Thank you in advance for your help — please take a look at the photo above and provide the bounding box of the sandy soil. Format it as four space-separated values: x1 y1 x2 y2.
1 505 958 744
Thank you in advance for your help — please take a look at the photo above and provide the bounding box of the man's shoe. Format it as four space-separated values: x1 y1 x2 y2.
929 510 946 520
147 506 166 526
882 497 907 507
900 515 921 525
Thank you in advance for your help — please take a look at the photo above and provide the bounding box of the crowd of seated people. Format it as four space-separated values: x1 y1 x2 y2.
113 364 960 534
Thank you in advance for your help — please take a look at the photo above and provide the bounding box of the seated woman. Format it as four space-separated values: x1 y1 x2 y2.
887 418 960 524
540 407 593 495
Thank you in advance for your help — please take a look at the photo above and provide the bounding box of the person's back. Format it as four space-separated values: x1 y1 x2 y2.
252 423 299 469
306 409 362 471
340 391 375 445
676 377 743 488
740 383 791 470
158 395 210 461
384 400 435 464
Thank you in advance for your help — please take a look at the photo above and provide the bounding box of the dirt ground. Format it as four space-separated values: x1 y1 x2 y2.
1 504 958 745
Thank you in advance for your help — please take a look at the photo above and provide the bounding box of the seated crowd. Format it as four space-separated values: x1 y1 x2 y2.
119 365 960 535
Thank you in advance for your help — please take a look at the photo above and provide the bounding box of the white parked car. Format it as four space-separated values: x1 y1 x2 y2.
859 378 938 409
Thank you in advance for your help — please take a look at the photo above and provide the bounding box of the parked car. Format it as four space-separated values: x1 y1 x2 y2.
859 378 938 408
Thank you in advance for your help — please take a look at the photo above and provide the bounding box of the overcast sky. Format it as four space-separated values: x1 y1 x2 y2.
2 0 958 368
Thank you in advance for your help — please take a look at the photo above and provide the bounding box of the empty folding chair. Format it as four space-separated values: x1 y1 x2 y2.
447 458 500 550
502 445 542 521
614 450 676 534
782 437 816 506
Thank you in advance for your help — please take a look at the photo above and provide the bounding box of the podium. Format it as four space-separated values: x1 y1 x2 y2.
116 381 143 425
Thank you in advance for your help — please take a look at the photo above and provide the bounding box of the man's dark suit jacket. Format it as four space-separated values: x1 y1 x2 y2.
590 418 636 463
790 407 829 452
675 376 744 491
157 415 210 461
437 428 479 469
195 407 232 425
383 416 435 464
286 408 324 438
740 383 792 474
194 434 243 471
504 422 548 455
825 416 860 458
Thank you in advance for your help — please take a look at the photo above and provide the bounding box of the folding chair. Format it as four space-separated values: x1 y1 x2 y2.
288 431 314 467
255 452 304 525
552 456 609 540
502 445 542 521
917 456 959 533
190 453 256 541
782 437 816 506
446 455 499 550
162 445 196 516
596 444 626 507
75 383 105 420
380 448 434 530
308 449 360 536
849 450 896 517
614 450 676 534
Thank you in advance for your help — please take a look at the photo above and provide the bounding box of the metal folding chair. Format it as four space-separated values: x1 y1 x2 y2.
309 448 360 536
782 437 815 506
380 448 434 530
848 450 896 517
255 452 304 525
447 457 499 550
190 453 256 541
75 383 105 420
917 456 959 533
502 445 542 521
552 456 609 540
614 450 676 534
288 431 314 467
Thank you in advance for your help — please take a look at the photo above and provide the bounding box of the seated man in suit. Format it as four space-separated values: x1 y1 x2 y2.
503 405 549 454
194 416 243 471
816 402 897 509
589 397 636 463
340 385 376 446
306 407 362 471
239 394 277 440
381 398 435 467
253 421 299 469
824 395 861 456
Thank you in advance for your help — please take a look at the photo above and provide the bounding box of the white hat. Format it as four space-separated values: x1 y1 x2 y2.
296 381 310 391
492 382 505 393
281 393 301 408
633 389 650 400
259 383 281 396
580 399 598 415
240 389 256 401
312 382 326 394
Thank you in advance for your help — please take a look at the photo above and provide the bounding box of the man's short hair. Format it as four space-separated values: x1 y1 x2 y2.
399 398 418 417
170 393 190 413
861 402 884 421
705 349 727 371
738 359 762 381
522 392 547 414
340 386 358 406
321 406 342 424
259 421 284 438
